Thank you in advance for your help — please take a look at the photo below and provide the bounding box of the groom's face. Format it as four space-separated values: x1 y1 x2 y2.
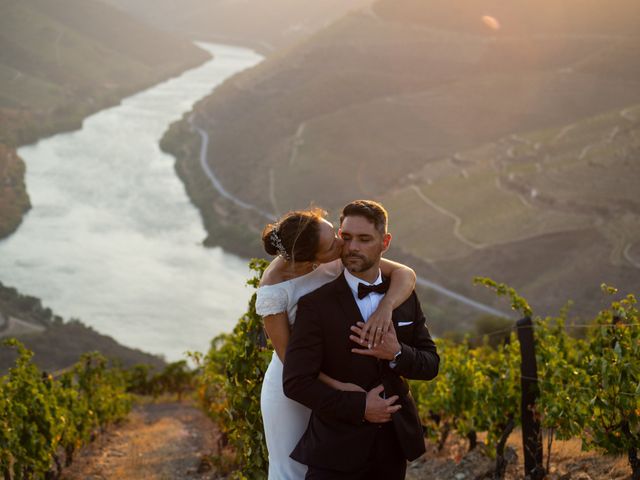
339 215 391 275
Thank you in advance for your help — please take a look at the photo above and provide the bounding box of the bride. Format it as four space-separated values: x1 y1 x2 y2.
255 206 416 479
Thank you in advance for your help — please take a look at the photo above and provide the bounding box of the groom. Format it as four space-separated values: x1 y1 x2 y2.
283 200 439 479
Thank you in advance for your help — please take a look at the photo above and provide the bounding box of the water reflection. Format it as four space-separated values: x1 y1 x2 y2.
0 44 263 361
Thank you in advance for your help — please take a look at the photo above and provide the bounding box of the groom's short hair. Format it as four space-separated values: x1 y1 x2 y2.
340 200 388 234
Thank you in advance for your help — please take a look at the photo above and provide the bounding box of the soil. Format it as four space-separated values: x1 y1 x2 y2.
407 432 632 480
62 402 632 480
62 400 221 480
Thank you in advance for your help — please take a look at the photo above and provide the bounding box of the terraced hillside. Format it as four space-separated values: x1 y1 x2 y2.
165 0 640 325
384 105 640 313
0 0 210 238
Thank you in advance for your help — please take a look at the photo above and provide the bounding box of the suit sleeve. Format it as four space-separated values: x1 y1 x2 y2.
392 293 440 380
282 295 366 425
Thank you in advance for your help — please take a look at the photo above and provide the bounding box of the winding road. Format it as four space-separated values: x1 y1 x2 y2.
191 119 513 318
190 116 275 221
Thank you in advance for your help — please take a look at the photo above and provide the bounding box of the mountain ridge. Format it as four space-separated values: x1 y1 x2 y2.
162 0 640 328
0 0 210 239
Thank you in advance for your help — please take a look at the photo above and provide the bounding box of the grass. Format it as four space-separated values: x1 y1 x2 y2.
383 185 475 260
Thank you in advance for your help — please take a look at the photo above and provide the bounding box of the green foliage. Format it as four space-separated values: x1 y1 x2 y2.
0 339 62 478
194 267 638 477
192 258 271 479
477 336 521 454
534 309 590 444
531 291 640 477
414 335 521 460
0 340 132 478
125 364 155 396
149 360 195 400
414 280 638 477
473 277 533 318
582 293 640 476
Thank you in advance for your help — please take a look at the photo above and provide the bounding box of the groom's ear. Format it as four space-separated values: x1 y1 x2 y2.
382 232 392 252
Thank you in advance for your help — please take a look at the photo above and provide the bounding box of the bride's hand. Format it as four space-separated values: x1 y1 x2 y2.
360 298 393 348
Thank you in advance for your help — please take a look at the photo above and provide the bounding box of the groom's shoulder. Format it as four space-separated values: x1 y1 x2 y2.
298 274 344 306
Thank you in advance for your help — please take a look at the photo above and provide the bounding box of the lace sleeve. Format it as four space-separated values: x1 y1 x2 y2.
255 285 289 316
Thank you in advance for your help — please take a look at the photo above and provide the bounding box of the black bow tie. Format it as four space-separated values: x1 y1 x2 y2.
357 279 390 299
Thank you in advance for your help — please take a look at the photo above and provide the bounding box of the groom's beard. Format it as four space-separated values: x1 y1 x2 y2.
342 252 376 273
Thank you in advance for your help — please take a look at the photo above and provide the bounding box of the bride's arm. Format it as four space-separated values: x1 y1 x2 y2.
262 312 290 363
358 258 416 348
318 373 365 392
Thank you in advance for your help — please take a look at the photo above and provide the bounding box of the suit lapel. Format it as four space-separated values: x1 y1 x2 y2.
335 272 365 325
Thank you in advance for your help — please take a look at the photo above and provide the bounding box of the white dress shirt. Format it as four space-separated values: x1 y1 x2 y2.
344 268 384 322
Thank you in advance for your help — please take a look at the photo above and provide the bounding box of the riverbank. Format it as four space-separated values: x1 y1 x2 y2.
0 43 257 362
0 281 165 374
0 145 30 239
0 0 213 241
0 54 211 241
160 115 267 259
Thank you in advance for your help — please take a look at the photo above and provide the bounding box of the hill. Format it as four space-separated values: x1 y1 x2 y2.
98 0 375 53
0 281 165 374
0 0 210 238
0 144 29 238
162 0 640 327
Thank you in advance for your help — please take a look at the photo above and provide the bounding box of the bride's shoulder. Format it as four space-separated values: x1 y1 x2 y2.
259 258 287 287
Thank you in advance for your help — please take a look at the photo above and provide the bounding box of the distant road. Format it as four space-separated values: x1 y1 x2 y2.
190 119 513 319
190 116 275 221
415 277 512 318
0 315 46 338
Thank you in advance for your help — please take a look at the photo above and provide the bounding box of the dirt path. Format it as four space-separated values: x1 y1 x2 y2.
61 401 632 479
62 401 220 480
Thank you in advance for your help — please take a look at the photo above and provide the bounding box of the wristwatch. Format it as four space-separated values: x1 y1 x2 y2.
393 345 402 363
391 345 402 365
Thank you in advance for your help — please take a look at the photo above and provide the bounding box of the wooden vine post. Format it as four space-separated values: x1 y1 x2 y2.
516 317 545 479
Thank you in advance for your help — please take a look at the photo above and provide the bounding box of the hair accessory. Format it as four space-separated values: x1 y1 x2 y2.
270 229 291 261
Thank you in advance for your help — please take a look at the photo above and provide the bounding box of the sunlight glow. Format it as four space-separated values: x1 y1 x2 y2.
481 15 501 31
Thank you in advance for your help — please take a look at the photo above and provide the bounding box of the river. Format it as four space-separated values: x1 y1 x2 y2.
0 43 264 361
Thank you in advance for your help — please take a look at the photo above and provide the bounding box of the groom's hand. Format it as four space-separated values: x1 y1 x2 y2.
350 322 400 361
364 385 401 423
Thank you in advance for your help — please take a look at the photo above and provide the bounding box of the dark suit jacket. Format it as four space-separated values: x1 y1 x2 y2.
282 272 439 473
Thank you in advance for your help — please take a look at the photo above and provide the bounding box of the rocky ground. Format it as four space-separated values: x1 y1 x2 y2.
407 433 632 480
63 401 632 479
62 400 220 480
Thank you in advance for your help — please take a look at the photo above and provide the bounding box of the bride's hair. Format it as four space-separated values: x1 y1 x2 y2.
261 207 327 263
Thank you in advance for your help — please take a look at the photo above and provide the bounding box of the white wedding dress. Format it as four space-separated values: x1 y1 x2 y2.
255 259 343 480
